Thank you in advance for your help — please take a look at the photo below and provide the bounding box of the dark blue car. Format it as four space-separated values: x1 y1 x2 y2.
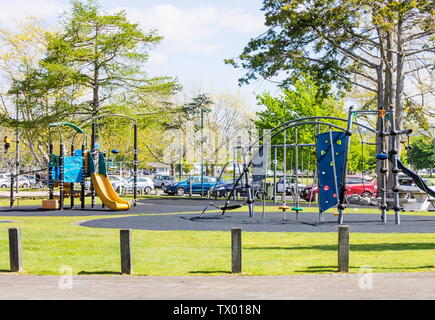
164 176 223 196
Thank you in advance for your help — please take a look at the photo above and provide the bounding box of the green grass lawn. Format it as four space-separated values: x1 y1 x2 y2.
0 214 434 276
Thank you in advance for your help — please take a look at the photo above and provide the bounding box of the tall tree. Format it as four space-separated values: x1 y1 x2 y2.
226 0 434 156
0 19 62 168
226 0 434 189
42 0 180 118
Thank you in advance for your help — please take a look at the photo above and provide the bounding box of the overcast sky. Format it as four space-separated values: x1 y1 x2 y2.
0 0 282 109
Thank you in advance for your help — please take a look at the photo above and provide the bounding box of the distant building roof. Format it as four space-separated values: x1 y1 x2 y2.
147 162 171 168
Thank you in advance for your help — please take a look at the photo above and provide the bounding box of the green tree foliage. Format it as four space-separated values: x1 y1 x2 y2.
408 135 435 171
227 0 434 184
255 76 348 171
4 0 181 168
42 0 180 117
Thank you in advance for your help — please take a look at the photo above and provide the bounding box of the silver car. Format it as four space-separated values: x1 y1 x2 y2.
0 176 32 189
118 176 155 194
152 175 176 189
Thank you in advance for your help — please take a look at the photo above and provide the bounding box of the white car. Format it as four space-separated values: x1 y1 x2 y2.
84 175 126 191
276 176 306 196
118 176 155 194
108 175 126 190
0 176 32 188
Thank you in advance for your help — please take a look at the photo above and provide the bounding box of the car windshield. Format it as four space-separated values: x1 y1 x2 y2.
346 176 373 184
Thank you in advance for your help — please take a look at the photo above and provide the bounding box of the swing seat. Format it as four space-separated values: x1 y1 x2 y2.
292 207 303 212
278 206 290 211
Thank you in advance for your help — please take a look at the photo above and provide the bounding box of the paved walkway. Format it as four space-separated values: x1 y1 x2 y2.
0 272 433 300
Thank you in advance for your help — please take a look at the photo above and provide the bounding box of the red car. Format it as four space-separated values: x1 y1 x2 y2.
302 175 377 202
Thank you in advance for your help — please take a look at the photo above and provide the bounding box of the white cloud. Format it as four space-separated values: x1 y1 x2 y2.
148 51 168 65
0 0 61 27
112 4 265 54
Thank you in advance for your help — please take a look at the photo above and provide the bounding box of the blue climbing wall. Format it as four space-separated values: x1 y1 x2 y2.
316 131 349 212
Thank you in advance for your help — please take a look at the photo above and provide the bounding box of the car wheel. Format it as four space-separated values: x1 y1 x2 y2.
22 183 29 188
144 186 152 194
1 184 7 188
361 191 371 198
176 187 186 196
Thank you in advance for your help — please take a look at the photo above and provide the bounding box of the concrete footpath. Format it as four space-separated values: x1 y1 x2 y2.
0 272 434 300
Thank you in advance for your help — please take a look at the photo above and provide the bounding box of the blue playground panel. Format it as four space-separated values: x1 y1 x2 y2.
51 155 84 183
316 131 349 212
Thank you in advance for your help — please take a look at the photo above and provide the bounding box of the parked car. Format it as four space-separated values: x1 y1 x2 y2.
396 175 435 196
164 176 223 196
0 175 32 189
108 175 126 190
84 175 125 192
302 175 377 202
209 179 245 198
153 175 177 189
24 175 46 188
276 176 307 196
0 173 11 181
118 176 155 194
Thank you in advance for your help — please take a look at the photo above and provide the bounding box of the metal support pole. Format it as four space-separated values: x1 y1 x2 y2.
59 143 64 210
70 144 74 209
9 174 14 208
48 144 54 200
389 107 401 225
233 146 236 201
133 123 138 207
379 112 387 223
91 120 96 208
273 147 277 203
81 144 85 209
337 106 354 224
294 129 300 220
283 130 287 220
15 98 19 194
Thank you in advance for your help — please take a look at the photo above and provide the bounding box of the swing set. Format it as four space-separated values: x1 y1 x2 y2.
202 107 427 225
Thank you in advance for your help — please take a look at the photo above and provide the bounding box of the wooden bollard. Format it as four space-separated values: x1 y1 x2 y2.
338 225 350 272
9 228 23 272
120 229 132 274
231 228 242 273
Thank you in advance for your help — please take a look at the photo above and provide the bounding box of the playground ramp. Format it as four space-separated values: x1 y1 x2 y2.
91 173 131 211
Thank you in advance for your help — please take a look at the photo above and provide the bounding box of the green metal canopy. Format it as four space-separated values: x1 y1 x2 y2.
48 122 85 134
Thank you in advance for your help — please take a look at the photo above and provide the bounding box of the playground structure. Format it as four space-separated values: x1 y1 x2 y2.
209 107 435 225
7 115 138 211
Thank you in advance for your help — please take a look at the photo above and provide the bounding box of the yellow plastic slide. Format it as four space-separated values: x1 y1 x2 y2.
91 173 131 211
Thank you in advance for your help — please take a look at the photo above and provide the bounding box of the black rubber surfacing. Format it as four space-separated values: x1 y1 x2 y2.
80 211 435 233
